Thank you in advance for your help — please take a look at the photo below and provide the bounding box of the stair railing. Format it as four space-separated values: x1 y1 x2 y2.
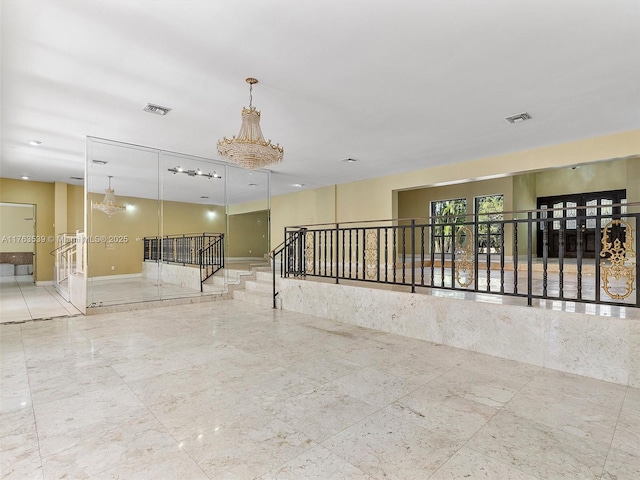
199 234 224 291
50 230 86 299
271 227 307 308
143 232 224 291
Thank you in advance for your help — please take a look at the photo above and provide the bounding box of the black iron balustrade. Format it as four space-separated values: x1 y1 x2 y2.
271 228 307 308
143 233 224 291
271 202 639 309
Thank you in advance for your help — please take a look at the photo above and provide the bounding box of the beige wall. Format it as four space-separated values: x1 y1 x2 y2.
627 157 640 203
512 174 537 212
270 129 640 247
270 185 337 248
0 179 55 281
535 159 628 199
67 185 84 233
227 198 270 215
54 182 68 240
227 210 269 257
512 173 538 253
161 201 226 236
88 193 226 277
0 204 36 253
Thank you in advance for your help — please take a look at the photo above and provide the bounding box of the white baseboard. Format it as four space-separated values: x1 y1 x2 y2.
89 273 142 282
35 280 54 286
228 257 269 262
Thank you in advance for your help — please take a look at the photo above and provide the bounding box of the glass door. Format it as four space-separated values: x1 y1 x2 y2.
537 189 626 258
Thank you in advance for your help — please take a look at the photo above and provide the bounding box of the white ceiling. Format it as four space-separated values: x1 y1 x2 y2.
2 0 639 203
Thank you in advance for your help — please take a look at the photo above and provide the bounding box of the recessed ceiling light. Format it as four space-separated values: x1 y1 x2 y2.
293 183 305 188
28 140 41 146
143 103 171 116
92 159 108 165
70 176 84 181
21 176 30 180
248 183 258 187
200 196 210 199
341 158 358 163
505 112 532 124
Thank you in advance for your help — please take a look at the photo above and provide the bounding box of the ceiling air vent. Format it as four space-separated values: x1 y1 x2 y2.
505 112 532 124
143 103 171 116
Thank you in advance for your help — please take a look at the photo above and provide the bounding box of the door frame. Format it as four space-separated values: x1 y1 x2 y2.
536 189 627 258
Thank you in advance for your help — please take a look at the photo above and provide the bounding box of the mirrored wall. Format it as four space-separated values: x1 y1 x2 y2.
86 137 269 308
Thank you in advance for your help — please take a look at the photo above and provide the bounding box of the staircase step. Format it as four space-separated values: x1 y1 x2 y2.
202 283 226 294
255 271 277 282
244 279 276 294
233 289 273 308
203 268 252 286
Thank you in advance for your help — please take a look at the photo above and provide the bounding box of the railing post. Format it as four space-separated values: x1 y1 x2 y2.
273 250 277 309
200 234 205 291
221 233 225 269
595 208 601 303
513 217 519 295
527 212 533 306
474 214 479 292
636 213 639 308
335 223 340 284
411 219 416 293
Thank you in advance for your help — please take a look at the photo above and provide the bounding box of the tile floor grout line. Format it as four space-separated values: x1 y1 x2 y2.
599 385 629 478
16 277 40 321
20 319 46 479
426 365 545 480
118 374 215 480
44 284 82 315
472 408 614 478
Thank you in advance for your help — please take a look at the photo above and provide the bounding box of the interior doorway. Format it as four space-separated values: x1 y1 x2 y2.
536 189 627 258
0 203 36 278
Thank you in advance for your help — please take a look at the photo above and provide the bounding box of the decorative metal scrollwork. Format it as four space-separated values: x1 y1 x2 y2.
364 230 378 279
600 219 636 300
455 226 474 287
305 232 314 273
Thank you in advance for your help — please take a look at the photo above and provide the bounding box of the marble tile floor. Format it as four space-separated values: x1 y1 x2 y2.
85 261 264 307
86 277 213 308
0 276 81 324
1 300 638 479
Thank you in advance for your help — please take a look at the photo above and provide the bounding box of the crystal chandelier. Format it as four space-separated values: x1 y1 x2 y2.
92 176 125 216
217 77 284 169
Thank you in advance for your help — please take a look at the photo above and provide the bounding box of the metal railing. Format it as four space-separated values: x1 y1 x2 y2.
272 228 307 308
50 230 86 300
272 203 638 309
143 233 224 290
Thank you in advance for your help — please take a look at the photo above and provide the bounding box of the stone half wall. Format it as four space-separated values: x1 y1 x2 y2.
278 278 640 388
141 262 201 291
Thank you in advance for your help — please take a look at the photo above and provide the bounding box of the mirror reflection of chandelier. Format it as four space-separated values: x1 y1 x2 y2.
217 77 284 169
92 176 126 216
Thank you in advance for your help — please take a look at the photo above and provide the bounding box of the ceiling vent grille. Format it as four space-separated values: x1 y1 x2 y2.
143 103 171 116
505 112 532 124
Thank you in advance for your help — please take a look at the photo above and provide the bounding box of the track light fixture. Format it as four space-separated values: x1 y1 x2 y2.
168 166 221 179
